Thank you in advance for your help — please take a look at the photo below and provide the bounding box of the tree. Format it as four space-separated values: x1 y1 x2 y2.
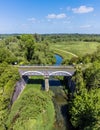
83 61 100 90
0 65 20 130
0 47 17 64
20 34 35 62
72 66 84 94
88 69 100 89
69 89 100 130
92 45 100 62
69 62 100 130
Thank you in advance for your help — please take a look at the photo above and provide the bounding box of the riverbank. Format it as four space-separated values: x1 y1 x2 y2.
49 78 74 130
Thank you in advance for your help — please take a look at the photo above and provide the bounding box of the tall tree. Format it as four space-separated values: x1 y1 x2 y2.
20 34 35 62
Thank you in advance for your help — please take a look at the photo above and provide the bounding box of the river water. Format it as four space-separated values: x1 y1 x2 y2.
51 55 72 130
54 54 63 65
49 78 73 130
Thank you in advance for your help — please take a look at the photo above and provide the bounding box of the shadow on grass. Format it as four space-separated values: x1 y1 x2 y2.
27 78 44 85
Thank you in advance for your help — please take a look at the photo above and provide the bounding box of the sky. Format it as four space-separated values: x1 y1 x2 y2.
0 0 100 34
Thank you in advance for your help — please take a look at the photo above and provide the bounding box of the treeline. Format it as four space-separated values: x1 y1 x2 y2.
0 63 20 130
1 33 100 65
0 34 55 65
42 34 100 43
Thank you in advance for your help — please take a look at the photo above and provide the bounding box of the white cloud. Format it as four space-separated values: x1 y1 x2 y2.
47 13 66 19
72 6 94 14
28 17 36 23
80 25 92 29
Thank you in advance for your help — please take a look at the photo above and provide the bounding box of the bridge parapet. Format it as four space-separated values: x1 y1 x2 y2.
19 65 75 77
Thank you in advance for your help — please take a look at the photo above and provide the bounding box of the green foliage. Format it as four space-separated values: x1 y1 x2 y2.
69 61 100 130
89 69 100 89
83 61 100 90
32 42 55 65
72 66 84 94
0 47 17 64
17 34 55 65
69 89 100 130
6 77 55 130
50 40 98 65
50 41 98 57
1 34 99 65
92 45 100 62
43 34 100 43
19 34 35 62
0 64 20 129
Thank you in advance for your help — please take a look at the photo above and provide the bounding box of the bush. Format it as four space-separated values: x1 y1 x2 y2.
6 87 55 130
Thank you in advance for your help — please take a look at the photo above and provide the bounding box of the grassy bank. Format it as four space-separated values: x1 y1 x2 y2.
6 76 55 130
51 41 99 58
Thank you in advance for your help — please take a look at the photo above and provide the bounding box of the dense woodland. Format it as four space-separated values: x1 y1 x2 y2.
0 34 100 130
0 34 56 65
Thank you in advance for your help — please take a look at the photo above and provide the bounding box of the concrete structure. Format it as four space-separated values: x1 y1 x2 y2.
19 66 75 91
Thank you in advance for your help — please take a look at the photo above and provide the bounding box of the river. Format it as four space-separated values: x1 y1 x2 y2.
51 54 72 130
54 54 63 65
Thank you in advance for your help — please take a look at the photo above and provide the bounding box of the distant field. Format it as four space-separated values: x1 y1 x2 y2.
51 41 99 58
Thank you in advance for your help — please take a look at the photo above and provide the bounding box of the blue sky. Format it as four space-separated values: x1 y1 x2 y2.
0 0 100 34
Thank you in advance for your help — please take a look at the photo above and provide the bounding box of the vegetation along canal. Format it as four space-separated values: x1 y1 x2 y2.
49 79 68 130
51 54 72 130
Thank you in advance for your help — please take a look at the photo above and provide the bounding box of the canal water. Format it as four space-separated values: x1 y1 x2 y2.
50 54 71 130
54 54 63 65
49 78 72 130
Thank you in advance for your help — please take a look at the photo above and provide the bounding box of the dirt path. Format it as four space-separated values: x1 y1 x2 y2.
55 48 78 58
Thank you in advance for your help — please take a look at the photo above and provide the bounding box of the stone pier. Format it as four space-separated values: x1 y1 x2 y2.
44 76 49 91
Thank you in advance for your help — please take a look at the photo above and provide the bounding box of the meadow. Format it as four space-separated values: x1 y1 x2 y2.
50 41 99 59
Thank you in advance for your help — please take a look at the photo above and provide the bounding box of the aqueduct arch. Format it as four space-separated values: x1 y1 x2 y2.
21 70 73 91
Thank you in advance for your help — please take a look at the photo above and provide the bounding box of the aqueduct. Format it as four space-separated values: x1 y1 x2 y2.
19 65 75 91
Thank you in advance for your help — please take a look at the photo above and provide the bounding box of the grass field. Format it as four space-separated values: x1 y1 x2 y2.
50 41 99 58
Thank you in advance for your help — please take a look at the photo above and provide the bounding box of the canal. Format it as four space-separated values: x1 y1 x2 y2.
54 54 63 65
50 54 72 130
49 77 73 130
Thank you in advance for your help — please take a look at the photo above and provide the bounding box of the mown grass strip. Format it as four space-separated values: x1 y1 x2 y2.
52 48 76 61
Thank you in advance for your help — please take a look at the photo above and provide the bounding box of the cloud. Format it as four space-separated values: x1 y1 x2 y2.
72 6 94 14
47 13 66 19
28 17 36 23
80 25 92 29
